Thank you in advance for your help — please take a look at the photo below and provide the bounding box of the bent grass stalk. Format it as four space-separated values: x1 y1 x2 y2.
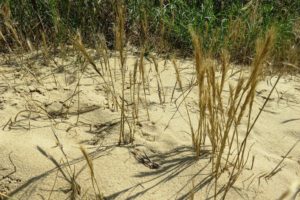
80 146 104 200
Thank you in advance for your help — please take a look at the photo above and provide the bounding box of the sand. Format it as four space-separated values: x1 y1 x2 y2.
0 50 299 200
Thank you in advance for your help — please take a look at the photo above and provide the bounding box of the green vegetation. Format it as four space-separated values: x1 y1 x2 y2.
1 0 299 65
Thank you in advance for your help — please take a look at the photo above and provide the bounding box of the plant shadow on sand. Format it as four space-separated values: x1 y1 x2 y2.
6 144 115 199
106 146 222 200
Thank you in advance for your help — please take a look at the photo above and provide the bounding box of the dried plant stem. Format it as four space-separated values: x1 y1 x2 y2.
172 58 195 151
115 0 127 144
139 49 150 121
150 54 165 104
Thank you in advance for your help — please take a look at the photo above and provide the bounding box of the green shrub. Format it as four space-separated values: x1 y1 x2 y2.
1 0 299 64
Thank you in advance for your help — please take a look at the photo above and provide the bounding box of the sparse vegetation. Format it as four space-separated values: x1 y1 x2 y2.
0 1 299 200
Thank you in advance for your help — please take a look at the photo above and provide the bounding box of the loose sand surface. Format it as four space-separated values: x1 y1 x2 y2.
0 51 299 199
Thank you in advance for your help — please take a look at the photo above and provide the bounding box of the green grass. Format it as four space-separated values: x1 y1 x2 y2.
1 0 299 65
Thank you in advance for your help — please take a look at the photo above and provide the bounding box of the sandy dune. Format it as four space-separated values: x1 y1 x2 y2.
0 51 299 199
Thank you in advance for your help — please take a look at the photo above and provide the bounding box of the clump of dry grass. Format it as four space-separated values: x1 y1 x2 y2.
95 34 118 111
188 26 280 198
71 1 142 145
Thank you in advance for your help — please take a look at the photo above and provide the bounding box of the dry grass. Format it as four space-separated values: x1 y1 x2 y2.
1 2 296 199
80 147 104 200
37 130 81 200
188 26 281 198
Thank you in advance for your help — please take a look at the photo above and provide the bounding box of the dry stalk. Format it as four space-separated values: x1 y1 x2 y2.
150 54 165 104
172 58 195 150
80 146 104 200
220 28 276 199
138 48 150 121
189 26 277 198
115 0 129 144
189 27 207 156
72 32 133 144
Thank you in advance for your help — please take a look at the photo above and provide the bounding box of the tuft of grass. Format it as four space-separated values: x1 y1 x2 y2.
188 26 280 198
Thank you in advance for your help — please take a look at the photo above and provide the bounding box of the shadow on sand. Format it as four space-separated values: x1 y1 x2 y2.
6 144 115 199
106 146 219 200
